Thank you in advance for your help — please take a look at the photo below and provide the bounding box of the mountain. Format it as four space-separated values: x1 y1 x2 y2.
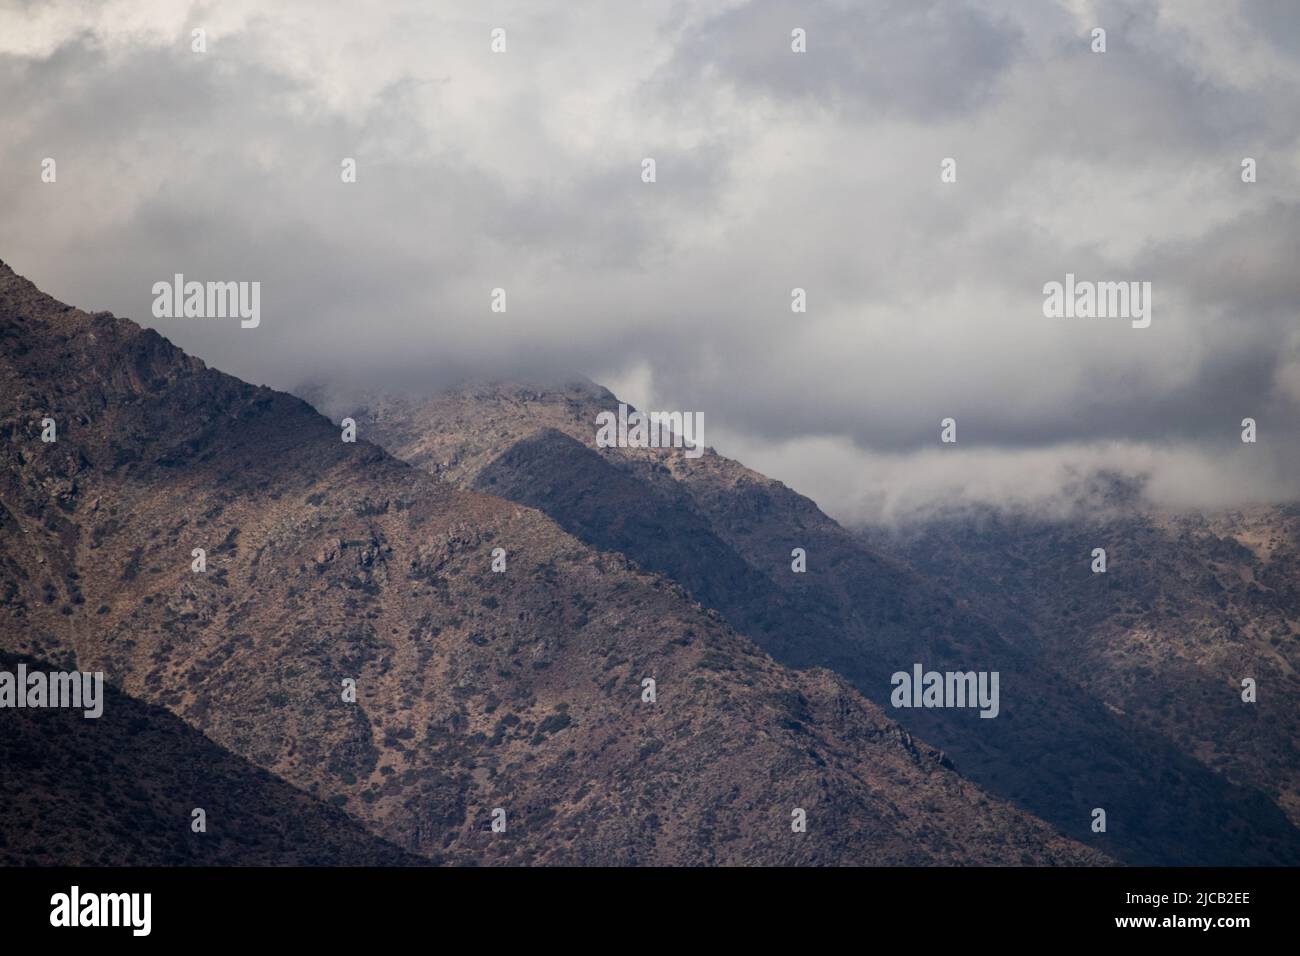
857 494 1300 828
331 382 1300 865
0 260 1102 866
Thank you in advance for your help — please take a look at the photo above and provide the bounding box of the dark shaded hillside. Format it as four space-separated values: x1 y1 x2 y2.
340 383 1300 865
0 260 1103 866
476 428 779 630
859 501 1300 828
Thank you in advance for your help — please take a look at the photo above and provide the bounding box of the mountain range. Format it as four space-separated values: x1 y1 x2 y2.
330 382 1300 865
0 260 1111 866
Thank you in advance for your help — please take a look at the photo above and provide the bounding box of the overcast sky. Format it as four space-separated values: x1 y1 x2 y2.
3 0 1299 523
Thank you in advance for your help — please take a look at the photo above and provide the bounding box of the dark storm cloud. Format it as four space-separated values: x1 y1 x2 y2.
661 0 1023 119
1243 0 1300 57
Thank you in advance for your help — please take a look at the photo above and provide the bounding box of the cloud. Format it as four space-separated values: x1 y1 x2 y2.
709 430 1298 526
2 0 1298 522
659 0 1024 119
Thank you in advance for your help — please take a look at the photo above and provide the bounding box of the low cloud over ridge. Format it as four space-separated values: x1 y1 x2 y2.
3 0 1299 521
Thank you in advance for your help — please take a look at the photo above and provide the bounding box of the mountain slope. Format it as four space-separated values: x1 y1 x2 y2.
0 260 1102 866
0 651 424 866
858 497 1300 828
334 382 1300 865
